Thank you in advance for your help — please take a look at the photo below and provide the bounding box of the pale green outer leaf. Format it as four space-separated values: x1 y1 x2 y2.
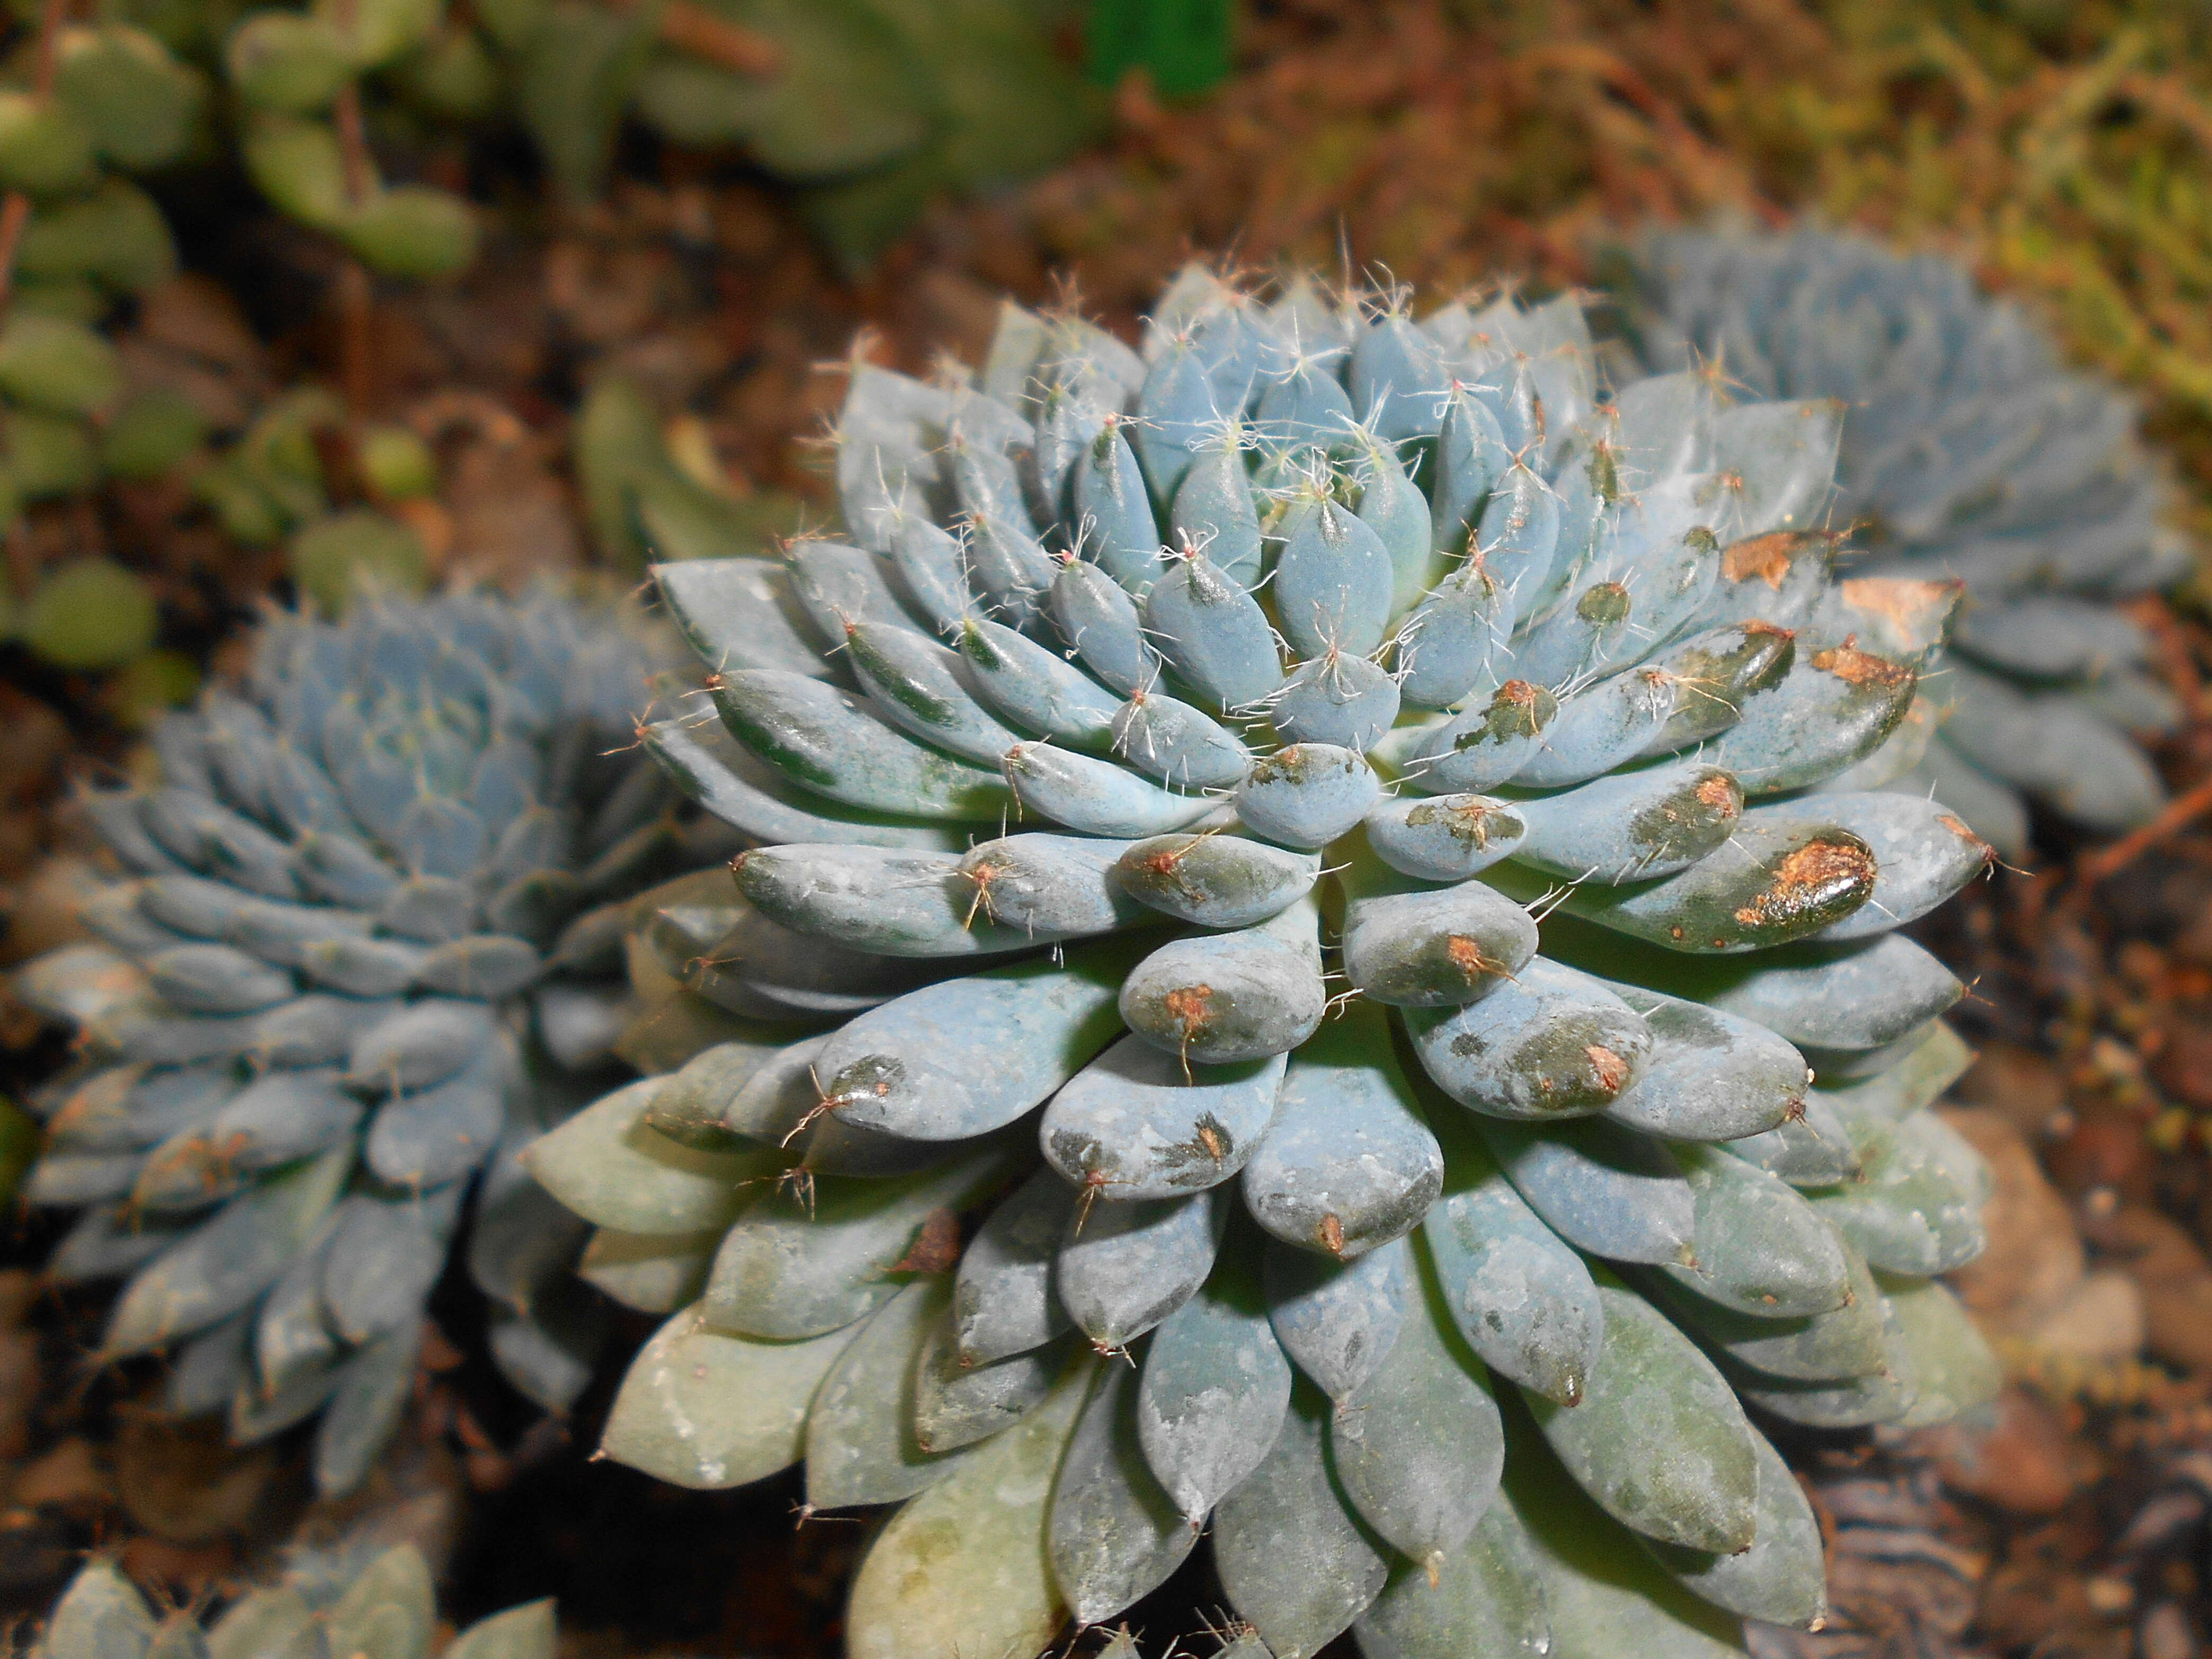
576 1227 719 1314
328 1545 433 1659
206 1589 315 1659
444 1601 556 1659
46 1559 154 1659
1527 1278 1758 1554
1505 1419 1747 1659
521 1077 782 1235
599 1301 858 1489
805 1280 978 1509
846 1354 1095 1659
1882 1274 2001 1429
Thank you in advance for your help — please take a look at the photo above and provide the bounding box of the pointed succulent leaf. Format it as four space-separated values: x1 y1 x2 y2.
1138 1237 1292 1519
1048 1361 1201 1625
1328 1258 1504 1571
1423 1112 1602 1406
600 1302 858 1489
1529 1275 1759 1554
845 1357 1093 1659
1241 1000 1441 1259
1264 1232 1411 1402
1214 1384 1389 1659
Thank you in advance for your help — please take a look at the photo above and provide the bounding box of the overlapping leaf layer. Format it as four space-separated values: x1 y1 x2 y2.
15 588 693 1494
542 267 2002 1659
33 1545 552 1659
1635 225 2191 854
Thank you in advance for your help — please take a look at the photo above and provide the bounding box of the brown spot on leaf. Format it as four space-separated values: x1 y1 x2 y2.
1840 576 1961 643
1407 797 1503 848
1733 837 1877 930
1141 841 1190 876
1317 1214 1345 1256
1810 639 1913 688
1446 933 1507 982
1939 814 1997 865
1575 581 1631 626
890 1207 961 1274
1721 531 1804 588
1471 679 1552 744
1694 774 1740 811
1585 1045 1630 1094
1164 984 1215 1033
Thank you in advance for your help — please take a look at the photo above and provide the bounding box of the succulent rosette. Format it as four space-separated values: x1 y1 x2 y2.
33 1545 553 1659
531 267 2000 1659
1633 224 2194 855
15 587 700 1493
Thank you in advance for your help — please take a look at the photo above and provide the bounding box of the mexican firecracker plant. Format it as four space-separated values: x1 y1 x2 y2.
525 265 2002 1659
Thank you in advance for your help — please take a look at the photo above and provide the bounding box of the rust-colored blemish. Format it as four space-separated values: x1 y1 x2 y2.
1810 638 1912 688
1840 576 1961 638
1693 774 1740 813
1164 984 1216 1032
1939 813 1997 866
1409 797 1501 848
1142 840 1193 876
1446 934 1505 980
1733 838 1876 927
1497 679 1540 707
1743 619 1795 639
1196 1122 1227 1161
1585 1045 1630 1094
1720 531 1801 588
958 856 1009 929
890 1207 962 1274
1317 1213 1345 1256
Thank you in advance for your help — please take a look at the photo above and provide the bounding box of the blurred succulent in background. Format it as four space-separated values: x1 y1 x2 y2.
11 585 719 1495
529 264 2000 1658
1631 224 2195 858
506 0 1101 273
35 1545 554 1659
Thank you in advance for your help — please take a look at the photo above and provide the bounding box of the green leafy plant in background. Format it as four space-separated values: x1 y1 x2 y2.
1087 0 1233 99
10 585 726 1495
34 1546 554 1659
507 0 1102 273
0 0 208 684
219 0 483 613
190 383 448 616
1630 224 2191 858
223 0 481 285
528 264 2001 1658
572 371 809 576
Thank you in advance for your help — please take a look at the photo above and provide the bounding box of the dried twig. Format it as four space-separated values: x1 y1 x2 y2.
2077 773 2212 885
